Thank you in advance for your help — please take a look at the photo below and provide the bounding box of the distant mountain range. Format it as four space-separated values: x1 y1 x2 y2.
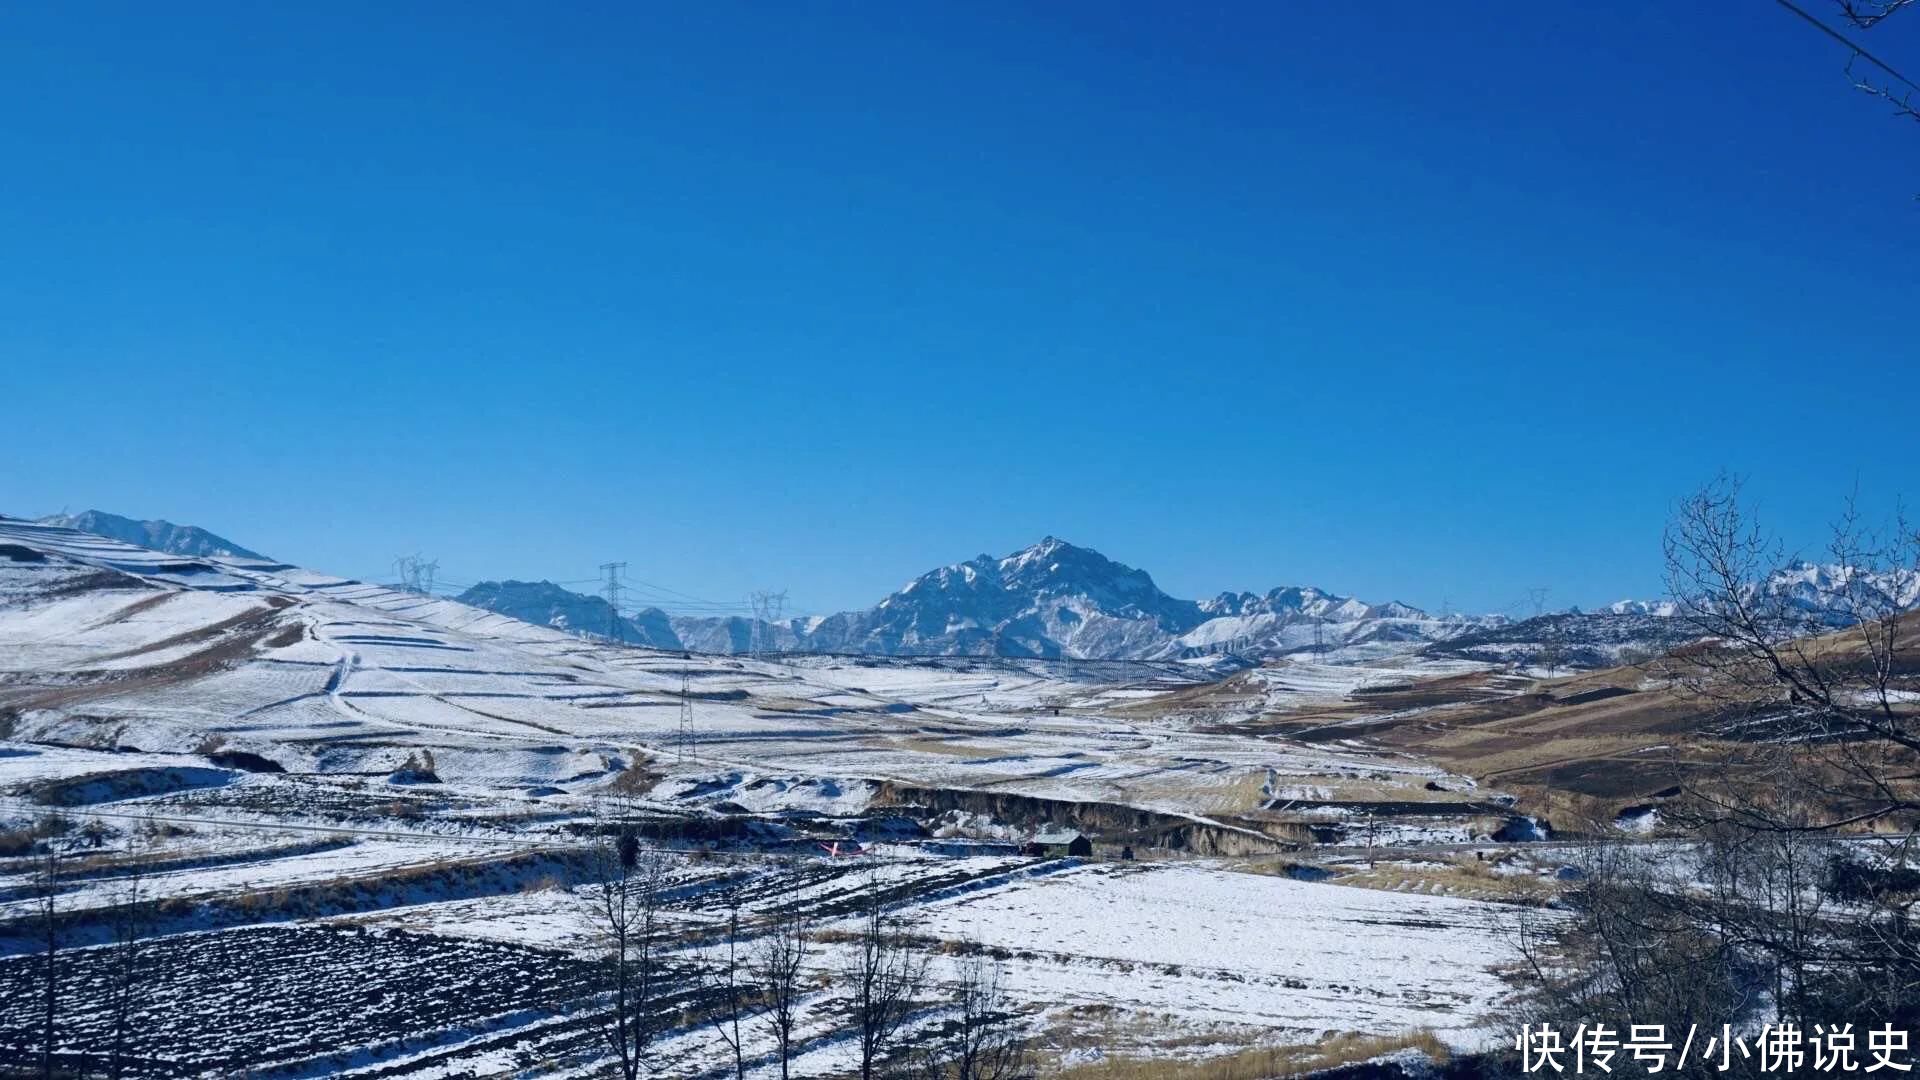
1423 610 1702 669
456 537 1505 663
36 510 266 561
450 541 1920 667
38 511 1920 670
454 579 690 650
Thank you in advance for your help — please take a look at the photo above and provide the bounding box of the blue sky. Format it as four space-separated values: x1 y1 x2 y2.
3 3 1916 617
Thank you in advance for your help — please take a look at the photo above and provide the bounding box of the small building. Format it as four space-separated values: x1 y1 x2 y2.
1028 827 1094 859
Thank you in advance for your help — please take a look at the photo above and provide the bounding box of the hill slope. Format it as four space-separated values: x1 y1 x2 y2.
36 509 266 560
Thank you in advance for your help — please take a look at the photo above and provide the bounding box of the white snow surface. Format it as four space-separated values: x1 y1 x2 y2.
0 516 1525 1074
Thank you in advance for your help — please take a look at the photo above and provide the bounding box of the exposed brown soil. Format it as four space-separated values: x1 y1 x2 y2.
0 603 296 719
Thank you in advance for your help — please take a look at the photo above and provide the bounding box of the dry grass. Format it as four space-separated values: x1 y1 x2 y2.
0 827 38 858
383 798 428 820
0 813 71 857
1052 1030 1450 1080
896 736 1007 760
606 754 663 795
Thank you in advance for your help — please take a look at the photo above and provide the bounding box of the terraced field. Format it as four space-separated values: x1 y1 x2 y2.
0 517 1561 1076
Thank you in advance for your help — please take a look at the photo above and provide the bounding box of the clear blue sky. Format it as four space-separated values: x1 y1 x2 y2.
4 3 1916 617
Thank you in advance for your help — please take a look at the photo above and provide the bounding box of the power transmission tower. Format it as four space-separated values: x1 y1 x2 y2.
677 670 695 762
394 554 439 596
1311 615 1325 662
1526 587 1549 618
749 589 787 660
1525 587 1560 678
600 562 628 643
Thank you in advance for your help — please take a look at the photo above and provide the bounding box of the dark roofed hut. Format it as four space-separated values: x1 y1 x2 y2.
1030 828 1094 859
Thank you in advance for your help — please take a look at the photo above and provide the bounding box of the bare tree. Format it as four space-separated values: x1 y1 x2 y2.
1662 474 1920 830
915 953 1033 1080
698 899 751 1080
103 841 154 1080
1509 478 1920 1067
849 882 927 1080
749 896 814 1080
1594 475 1920 1029
1840 0 1916 28
1513 833 1756 1080
1833 0 1920 123
1776 0 1920 130
34 844 60 1080
583 807 670 1080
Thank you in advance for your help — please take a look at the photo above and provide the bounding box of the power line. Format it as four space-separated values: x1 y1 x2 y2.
1775 0 1920 94
625 573 735 608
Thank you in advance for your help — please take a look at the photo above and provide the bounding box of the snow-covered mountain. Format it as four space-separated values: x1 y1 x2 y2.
455 580 684 649
1755 561 1920 623
1446 563 1920 670
1603 599 1680 617
37 509 266 560
1199 586 1423 622
796 537 1206 658
460 537 1488 662
1603 563 1919 627
1423 611 1703 670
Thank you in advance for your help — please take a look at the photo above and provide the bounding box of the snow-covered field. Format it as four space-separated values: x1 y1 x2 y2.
0 518 1534 1076
907 861 1510 1044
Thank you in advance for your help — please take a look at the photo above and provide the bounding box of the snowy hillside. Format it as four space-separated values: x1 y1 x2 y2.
0 516 1532 1076
37 509 266 560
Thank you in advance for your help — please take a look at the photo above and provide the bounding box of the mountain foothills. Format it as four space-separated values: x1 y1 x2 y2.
36 511 1920 668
